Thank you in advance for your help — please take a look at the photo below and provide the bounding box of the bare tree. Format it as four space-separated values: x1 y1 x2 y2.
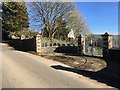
67 9 89 38
27 2 89 42
28 2 75 41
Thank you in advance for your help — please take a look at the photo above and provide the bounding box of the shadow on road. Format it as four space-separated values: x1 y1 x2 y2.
51 64 120 89
3 42 119 89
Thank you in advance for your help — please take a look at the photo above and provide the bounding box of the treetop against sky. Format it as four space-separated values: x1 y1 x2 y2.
27 2 118 35
2 0 119 2
0 1 119 35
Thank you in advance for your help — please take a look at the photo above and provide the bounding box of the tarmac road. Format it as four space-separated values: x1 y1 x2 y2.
1 43 114 88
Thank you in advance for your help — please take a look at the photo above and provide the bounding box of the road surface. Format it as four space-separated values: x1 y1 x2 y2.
1 43 114 88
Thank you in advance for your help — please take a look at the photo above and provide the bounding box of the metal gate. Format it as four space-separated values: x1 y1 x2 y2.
84 34 103 57
112 35 120 48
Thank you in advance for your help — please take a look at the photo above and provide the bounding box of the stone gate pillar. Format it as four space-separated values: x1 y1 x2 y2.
78 34 85 55
101 32 112 58
34 34 42 53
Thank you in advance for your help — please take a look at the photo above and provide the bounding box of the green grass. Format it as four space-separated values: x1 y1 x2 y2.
52 39 68 45
85 48 102 56
42 37 76 46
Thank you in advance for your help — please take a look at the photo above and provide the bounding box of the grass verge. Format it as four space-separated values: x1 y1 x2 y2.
28 51 107 72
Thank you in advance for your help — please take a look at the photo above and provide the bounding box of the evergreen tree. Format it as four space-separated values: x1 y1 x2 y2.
2 2 29 39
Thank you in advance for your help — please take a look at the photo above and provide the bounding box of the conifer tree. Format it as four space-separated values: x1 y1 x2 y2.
2 2 29 39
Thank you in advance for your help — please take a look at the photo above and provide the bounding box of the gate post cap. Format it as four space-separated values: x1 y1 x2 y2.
36 34 41 37
101 32 109 37
34 34 41 38
78 34 84 37
104 32 109 35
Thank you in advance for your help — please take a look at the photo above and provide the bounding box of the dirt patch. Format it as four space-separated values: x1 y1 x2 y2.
38 53 107 72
